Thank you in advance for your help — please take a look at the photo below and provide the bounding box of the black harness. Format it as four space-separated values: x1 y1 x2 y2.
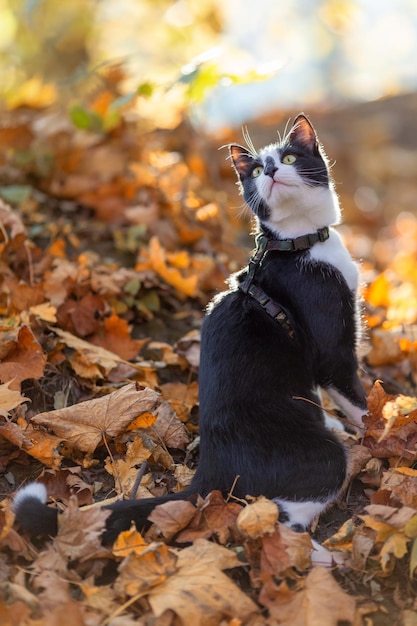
238 226 330 340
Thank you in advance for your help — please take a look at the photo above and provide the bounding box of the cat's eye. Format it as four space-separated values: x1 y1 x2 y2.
251 165 263 178
282 154 297 165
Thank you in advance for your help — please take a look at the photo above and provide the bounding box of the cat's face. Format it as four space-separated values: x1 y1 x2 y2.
230 114 340 237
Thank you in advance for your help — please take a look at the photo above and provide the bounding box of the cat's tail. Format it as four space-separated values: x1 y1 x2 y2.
13 483 58 537
13 483 197 544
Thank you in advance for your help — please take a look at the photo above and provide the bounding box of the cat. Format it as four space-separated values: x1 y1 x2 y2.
13 114 367 544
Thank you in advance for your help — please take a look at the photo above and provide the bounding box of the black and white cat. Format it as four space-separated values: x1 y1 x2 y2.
14 114 367 544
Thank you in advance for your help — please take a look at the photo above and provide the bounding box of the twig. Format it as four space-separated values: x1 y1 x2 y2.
130 460 149 500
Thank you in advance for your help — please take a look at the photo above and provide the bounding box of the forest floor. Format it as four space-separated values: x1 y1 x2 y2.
1 89 417 626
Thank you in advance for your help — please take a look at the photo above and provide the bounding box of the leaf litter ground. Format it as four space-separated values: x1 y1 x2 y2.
1 100 417 625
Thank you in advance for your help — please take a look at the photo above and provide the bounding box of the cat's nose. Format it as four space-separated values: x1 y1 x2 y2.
264 157 278 178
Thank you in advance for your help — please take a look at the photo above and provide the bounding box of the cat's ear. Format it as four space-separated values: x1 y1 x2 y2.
289 114 319 152
229 145 255 181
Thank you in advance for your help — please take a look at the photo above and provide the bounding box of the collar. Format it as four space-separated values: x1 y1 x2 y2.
259 226 330 253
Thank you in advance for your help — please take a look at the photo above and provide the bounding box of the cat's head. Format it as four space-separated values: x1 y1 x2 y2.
229 114 340 238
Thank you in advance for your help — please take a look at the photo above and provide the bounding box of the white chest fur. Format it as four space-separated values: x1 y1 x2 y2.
308 228 359 292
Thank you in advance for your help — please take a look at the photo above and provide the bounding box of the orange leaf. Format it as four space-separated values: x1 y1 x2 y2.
0 325 47 389
90 313 147 360
112 525 149 557
146 237 198 297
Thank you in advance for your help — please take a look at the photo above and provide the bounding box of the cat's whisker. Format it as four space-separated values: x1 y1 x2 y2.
242 127 257 157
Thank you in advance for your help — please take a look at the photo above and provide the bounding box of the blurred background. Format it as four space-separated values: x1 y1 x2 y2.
0 0 417 325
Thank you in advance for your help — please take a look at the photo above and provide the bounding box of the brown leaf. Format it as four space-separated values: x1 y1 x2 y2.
56 292 106 337
53 327 129 375
147 539 258 626
152 400 190 449
148 500 197 540
0 325 47 389
244 523 312 587
54 497 110 561
175 491 242 544
115 542 178 597
376 467 417 508
32 383 160 453
263 566 356 625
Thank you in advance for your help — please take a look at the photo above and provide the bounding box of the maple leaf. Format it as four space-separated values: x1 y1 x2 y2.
112 525 149 558
54 497 111 562
0 325 47 389
0 381 28 417
0 419 63 468
32 383 161 453
115 542 178 597
139 236 199 298
237 497 279 538
175 491 243 544
262 567 356 626
90 313 147 360
148 499 197 540
147 539 259 626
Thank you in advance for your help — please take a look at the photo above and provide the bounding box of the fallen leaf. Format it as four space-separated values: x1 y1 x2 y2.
142 237 198 297
112 525 149 557
54 496 110 561
0 381 29 417
152 400 190 449
147 539 258 626
148 500 197 540
237 497 279 538
0 325 47 389
0 420 63 468
32 383 161 453
175 491 242 544
115 542 178 597
263 566 356 625
90 313 147 360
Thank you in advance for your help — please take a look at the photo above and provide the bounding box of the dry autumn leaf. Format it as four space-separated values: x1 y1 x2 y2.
148 499 197 540
0 325 47 389
90 313 147 360
0 381 28 417
32 383 160 453
112 525 149 557
147 539 258 626
54 496 111 561
262 566 356 626
175 491 242 544
237 497 279 538
0 419 63 468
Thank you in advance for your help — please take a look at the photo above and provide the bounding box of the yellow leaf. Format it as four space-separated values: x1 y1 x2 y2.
112 525 149 557
379 532 409 572
7 76 57 109
29 302 57 323
115 543 177 597
409 538 417 578
237 497 279 538
147 237 198 297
